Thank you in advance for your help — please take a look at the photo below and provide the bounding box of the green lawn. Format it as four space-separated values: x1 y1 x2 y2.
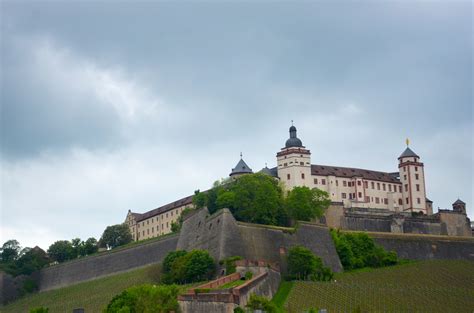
0 264 162 313
284 260 474 313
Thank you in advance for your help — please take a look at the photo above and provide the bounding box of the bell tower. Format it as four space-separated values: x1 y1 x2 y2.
398 139 427 214
276 123 311 190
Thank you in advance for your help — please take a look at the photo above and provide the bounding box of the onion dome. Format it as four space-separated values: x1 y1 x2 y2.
285 125 303 148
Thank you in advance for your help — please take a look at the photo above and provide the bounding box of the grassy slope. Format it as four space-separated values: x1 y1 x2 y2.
0 264 161 313
284 260 474 313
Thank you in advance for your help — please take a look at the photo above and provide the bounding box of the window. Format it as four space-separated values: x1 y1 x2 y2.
322 179 326 185
352 193 356 199
284 163 288 167
399 199 403 205
166 222 169 228
388 184 392 192
314 178 318 184
300 162 304 166
417 198 421 204
404 184 408 192
399 186 402 193
416 184 420 192
166 213 168 218
364 181 368 188
342 193 347 199
404 175 407 180
152 227 154 233
384 198 388 205
147 220 149 225
171 211 173 216
147 229 149 234
375 197 380 204
383 183 386 191
415 174 419 180
371 182 375 189
357 181 361 186
358 192 362 198
336 180 339 187
365 196 370 202
403 167 406 172
142 231 144 236
343 181 347 187
377 183 380 190
406 198 409 204
415 166 418 172
301 173 305 179
287 174 291 180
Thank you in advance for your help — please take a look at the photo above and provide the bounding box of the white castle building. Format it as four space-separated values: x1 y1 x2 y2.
125 125 469 241
236 125 431 214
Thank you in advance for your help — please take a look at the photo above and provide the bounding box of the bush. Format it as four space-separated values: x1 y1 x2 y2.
234 307 245 313
287 246 333 281
245 271 253 280
162 249 215 284
246 293 278 312
330 229 398 270
30 307 49 313
221 256 242 275
104 284 180 313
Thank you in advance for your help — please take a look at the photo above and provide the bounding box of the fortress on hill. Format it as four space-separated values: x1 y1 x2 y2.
126 125 472 241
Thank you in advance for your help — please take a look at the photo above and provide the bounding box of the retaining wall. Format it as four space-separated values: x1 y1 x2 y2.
38 234 179 291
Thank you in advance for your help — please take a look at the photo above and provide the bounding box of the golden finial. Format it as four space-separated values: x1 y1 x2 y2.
406 138 410 147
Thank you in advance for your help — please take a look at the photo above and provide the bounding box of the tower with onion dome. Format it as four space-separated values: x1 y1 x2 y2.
276 123 312 190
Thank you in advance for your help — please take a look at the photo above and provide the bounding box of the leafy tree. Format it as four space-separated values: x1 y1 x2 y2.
0 240 21 263
15 246 50 276
246 293 278 313
105 284 180 313
47 240 75 263
162 249 215 284
330 229 398 270
83 237 99 256
71 238 82 258
192 189 207 209
285 186 331 222
99 223 133 249
287 246 333 281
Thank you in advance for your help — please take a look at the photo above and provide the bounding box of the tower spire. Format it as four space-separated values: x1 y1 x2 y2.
406 138 410 147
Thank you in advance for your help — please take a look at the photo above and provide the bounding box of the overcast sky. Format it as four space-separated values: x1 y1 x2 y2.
1 1 472 250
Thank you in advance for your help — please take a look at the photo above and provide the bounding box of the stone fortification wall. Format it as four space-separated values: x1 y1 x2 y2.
178 208 343 272
38 234 179 291
368 232 474 261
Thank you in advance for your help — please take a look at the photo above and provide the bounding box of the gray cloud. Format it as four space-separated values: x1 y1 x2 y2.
1 1 472 249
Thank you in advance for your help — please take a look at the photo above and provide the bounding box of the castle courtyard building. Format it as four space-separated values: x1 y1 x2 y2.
125 124 468 241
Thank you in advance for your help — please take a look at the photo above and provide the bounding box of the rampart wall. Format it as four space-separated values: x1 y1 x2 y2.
368 232 474 261
38 234 179 292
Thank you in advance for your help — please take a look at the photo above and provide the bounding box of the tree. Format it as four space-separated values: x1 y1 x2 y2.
15 246 50 276
246 293 278 313
71 238 82 258
192 190 207 209
287 246 333 281
99 224 133 249
47 240 75 263
0 240 21 263
285 186 331 222
83 237 98 256
162 249 215 284
105 284 180 313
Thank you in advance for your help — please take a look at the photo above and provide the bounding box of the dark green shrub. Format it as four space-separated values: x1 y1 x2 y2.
21 278 38 295
246 293 278 313
234 307 245 313
162 249 215 284
222 256 243 274
245 271 253 280
330 229 398 270
287 246 333 281
104 284 180 313
30 307 48 313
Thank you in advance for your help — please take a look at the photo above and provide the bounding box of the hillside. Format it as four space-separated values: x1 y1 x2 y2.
284 260 474 313
0 264 161 313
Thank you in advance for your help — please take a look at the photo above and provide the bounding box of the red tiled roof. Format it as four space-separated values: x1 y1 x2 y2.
311 164 401 184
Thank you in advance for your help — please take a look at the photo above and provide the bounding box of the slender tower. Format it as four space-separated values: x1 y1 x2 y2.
398 139 427 214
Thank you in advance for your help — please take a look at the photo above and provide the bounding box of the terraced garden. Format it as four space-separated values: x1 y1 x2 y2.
285 260 474 313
